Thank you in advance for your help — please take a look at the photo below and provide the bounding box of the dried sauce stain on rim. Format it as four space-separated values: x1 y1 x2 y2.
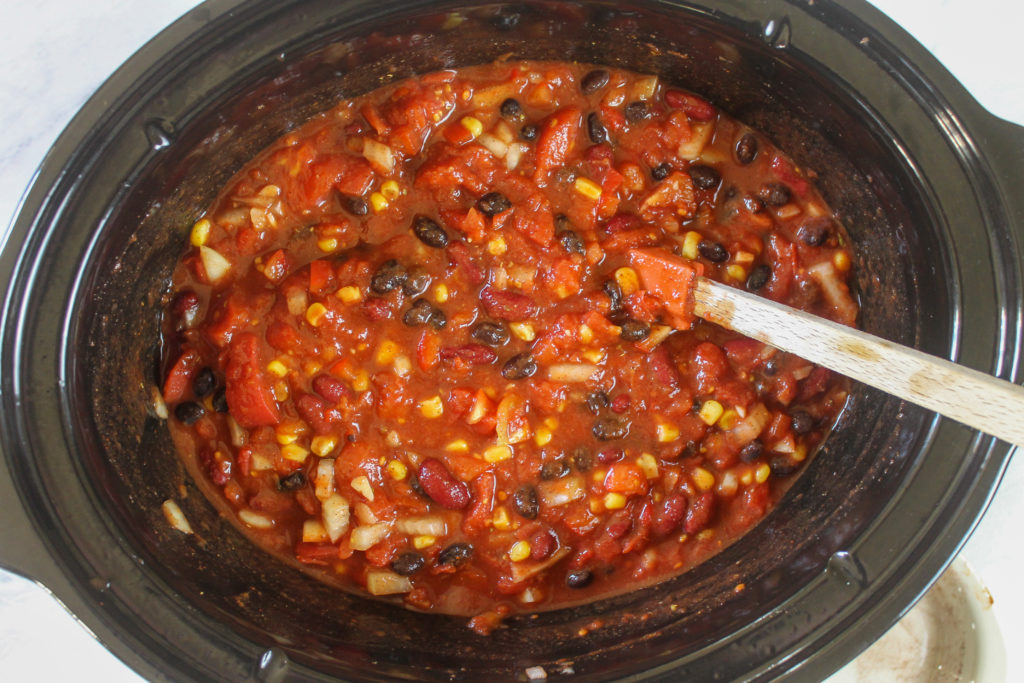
158 60 857 632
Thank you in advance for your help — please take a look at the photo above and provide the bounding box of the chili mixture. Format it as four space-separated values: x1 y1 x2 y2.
161 61 856 631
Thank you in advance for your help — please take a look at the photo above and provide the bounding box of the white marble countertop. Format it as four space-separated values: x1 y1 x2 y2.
1 1 1021 680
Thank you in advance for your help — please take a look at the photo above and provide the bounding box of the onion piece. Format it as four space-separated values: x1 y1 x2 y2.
162 500 193 535
238 509 274 529
547 363 598 383
537 475 586 508
199 245 231 284
727 402 770 446
314 459 335 501
506 142 528 170
808 261 858 326
321 493 351 542
349 522 389 550
361 138 395 175
510 546 571 583
396 515 447 537
677 121 714 160
366 570 414 596
477 133 508 158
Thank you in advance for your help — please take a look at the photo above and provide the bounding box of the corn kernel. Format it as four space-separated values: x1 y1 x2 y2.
302 519 329 543
682 230 702 260
579 324 594 344
697 529 716 541
376 340 400 365
275 423 303 445
637 453 659 479
692 466 715 491
393 355 412 377
483 444 513 463
510 322 535 341
699 399 724 425
834 251 851 271
604 492 627 510
534 427 553 447
352 370 370 392
387 460 408 481
445 439 469 452
614 267 640 295
487 236 508 256
317 237 339 253
755 463 771 484
726 265 747 281
351 475 375 501
492 506 511 531
267 359 289 378
369 192 388 213
792 444 808 462
420 395 444 418
413 535 436 549
337 286 362 303
592 468 607 484
281 444 309 463
740 470 754 486
509 541 532 562
305 302 328 327
460 116 483 138
434 283 449 303
582 349 606 364
544 417 559 429
273 381 289 401
717 409 739 430
380 179 402 200
574 176 603 200
190 218 211 247
734 250 756 266
657 422 679 443
311 435 338 457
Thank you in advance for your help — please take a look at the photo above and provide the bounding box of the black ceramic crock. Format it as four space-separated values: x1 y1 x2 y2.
2 1 1022 680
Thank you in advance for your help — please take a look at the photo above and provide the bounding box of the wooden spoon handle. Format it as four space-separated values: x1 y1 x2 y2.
693 277 1024 448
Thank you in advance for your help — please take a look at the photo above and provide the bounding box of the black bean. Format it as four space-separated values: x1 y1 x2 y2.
624 101 649 123
344 196 369 216
602 279 624 312
746 263 772 291
402 298 435 327
651 163 672 181
687 164 721 191
212 387 229 413
174 401 204 425
585 391 610 414
758 182 792 206
471 321 510 347
476 192 512 217
502 353 537 380
581 69 610 94
607 309 629 325
571 446 595 472
391 551 426 576
541 459 570 480
739 439 764 463
438 542 474 567
370 259 408 294
566 569 594 589
797 218 831 247
193 367 216 398
791 410 815 434
427 308 447 330
513 485 540 519
412 215 449 248
743 195 767 214
278 471 306 491
500 97 525 122
769 455 801 477
619 319 651 342
593 417 629 441
520 124 539 141
409 472 428 498
557 229 585 256
698 240 729 262
735 133 759 165
402 267 431 296
587 112 607 144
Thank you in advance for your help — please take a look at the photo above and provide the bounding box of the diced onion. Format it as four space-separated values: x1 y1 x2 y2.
727 403 770 446
506 142 528 170
396 515 447 537
677 122 714 160
477 133 508 158
314 459 335 501
349 522 389 550
547 363 598 383
286 288 307 316
321 493 351 542
537 475 586 508
365 570 414 596
199 245 231 284
161 500 192 534
808 261 858 326
238 509 274 529
227 416 247 447
630 75 659 101
510 546 571 583
361 138 395 174
354 502 378 525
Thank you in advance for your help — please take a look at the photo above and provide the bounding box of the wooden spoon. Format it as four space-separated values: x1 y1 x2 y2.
627 249 1024 449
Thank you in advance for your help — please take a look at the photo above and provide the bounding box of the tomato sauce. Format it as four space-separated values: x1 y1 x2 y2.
162 60 856 630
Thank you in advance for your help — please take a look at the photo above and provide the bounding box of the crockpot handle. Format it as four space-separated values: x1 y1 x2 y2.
0 452 59 584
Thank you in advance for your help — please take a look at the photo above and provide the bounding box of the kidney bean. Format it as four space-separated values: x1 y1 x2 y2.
480 287 537 320
278 470 307 492
593 417 629 441
175 401 205 425
447 241 486 285
412 215 449 248
684 492 715 534
735 133 759 165
530 529 557 561
471 321 510 347
391 551 426 576
610 394 631 413
312 374 351 403
171 290 200 321
664 89 716 121
541 459 570 480
580 69 610 94
502 353 537 380
739 439 764 463
587 112 607 144
758 182 792 206
370 259 408 294
438 542 475 566
604 213 640 234
624 101 649 123
193 367 216 398
513 485 540 519
687 164 721 190
558 229 585 255
746 264 772 291
619 319 650 342
417 458 471 509
476 192 511 217
440 344 498 365
362 297 392 321
566 569 594 588
596 447 623 464
653 494 687 537
500 97 525 122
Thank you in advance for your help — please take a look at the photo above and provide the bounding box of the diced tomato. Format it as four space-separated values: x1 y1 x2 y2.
604 463 646 496
765 234 797 301
770 154 810 197
302 154 375 206
533 107 582 184
224 332 280 428
295 543 341 566
206 295 249 347
416 329 441 372
163 348 200 403
693 342 728 393
309 259 334 295
628 248 704 329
